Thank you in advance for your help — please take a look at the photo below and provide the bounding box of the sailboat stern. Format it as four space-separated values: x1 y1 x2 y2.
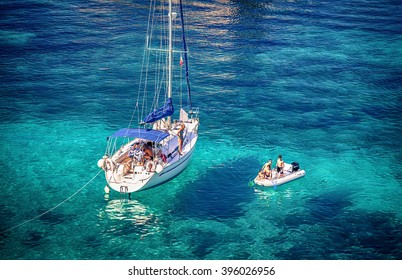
106 165 157 193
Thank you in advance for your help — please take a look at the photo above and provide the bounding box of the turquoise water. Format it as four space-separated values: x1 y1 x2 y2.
0 0 401 259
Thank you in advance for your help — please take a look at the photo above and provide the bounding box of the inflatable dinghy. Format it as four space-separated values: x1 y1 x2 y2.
254 162 305 187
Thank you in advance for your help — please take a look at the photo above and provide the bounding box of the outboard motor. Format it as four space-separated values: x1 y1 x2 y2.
291 162 299 172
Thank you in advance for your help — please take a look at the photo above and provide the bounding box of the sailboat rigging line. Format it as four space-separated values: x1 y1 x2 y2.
179 0 192 110
127 0 193 130
152 37 164 112
147 48 188 53
128 41 147 130
0 170 102 235
128 0 156 130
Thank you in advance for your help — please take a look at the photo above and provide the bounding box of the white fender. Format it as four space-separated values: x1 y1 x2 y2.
104 185 110 194
155 164 163 173
97 158 105 169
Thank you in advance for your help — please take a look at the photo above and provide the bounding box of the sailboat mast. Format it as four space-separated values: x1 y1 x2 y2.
167 0 173 126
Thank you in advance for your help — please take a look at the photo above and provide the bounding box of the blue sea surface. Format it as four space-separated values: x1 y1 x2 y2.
0 0 401 260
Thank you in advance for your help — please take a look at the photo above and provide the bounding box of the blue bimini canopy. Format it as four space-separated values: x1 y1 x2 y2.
143 98 174 124
110 128 169 143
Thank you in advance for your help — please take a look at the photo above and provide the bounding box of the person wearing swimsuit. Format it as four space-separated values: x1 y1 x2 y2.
177 123 185 155
276 155 284 178
258 159 272 180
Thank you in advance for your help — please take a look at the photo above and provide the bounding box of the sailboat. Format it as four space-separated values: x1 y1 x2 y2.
97 0 199 193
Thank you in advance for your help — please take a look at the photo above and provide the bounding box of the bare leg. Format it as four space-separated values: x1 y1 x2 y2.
178 138 183 154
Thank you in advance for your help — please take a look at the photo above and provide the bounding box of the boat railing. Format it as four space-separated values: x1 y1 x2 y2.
189 107 199 119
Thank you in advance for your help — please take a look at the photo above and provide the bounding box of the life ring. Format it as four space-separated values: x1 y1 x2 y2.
106 158 115 171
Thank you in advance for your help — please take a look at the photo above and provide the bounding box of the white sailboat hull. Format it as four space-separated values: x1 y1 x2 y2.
102 118 199 193
106 138 197 193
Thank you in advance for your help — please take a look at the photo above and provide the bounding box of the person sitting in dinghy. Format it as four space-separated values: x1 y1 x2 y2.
258 159 272 180
276 155 285 178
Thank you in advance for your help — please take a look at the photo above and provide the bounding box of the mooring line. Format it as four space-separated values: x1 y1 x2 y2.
0 170 103 235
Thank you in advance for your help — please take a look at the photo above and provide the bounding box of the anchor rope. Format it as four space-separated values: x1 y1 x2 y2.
0 170 103 235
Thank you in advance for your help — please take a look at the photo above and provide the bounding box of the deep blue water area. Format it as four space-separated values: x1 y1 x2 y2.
0 0 401 259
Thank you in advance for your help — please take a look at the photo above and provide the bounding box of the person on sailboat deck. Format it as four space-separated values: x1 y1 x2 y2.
258 159 272 180
126 141 144 165
276 155 285 178
177 123 185 155
143 142 154 161
128 142 140 158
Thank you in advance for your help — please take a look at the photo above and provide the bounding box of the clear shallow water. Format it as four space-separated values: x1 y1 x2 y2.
0 0 401 259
